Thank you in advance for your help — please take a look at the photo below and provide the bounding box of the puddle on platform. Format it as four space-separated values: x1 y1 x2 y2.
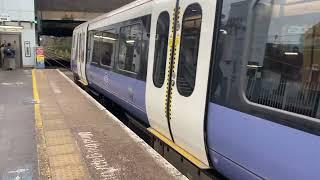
22 97 38 105
2 164 34 180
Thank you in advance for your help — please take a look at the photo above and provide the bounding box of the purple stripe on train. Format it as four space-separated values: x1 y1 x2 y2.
87 64 149 124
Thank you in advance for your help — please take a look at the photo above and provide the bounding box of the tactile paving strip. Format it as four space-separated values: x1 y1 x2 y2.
41 113 65 121
49 153 83 167
47 144 77 156
52 165 86 180
46 133 74 146
46 129 73 138
43 119 68 131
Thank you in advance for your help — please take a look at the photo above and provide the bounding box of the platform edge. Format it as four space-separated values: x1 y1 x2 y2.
56 69 187 179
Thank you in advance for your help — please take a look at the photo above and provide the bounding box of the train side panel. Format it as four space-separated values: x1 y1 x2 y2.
207 103 320 180
87 64 149 124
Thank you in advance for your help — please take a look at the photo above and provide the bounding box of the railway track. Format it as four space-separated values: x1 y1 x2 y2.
44 51 70 70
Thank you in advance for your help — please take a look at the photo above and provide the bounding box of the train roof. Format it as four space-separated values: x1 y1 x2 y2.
73 22 89 31
74 0 152 31
89 0 152 24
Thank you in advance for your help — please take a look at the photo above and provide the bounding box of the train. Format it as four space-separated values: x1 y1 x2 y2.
71 0 320 179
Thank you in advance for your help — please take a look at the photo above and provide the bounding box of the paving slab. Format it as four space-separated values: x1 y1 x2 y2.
34 69 186 180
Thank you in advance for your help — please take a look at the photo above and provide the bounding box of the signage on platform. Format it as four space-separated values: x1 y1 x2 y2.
0 25 23 33
35 47 45 69
0 13 10 22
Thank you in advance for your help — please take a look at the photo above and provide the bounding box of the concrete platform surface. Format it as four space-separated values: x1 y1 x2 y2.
34 69 186 180
0 69 37 180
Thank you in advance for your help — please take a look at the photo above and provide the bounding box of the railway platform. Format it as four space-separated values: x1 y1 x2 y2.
0 68 186 180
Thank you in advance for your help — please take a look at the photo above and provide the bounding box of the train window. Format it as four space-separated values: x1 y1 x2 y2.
153 11 170 88
79 33 83 62
245 0 320 118
91 32 101 64
86 32 91 63
72 35 76 54
177 4 202 97
211 0 320 119
77 34 81 61
81 33 85 62
100 30 117 67
118 24 142 73
74 35 79 62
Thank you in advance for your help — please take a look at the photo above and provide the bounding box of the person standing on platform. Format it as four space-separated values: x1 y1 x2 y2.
4 43 16 71
0 44 5 70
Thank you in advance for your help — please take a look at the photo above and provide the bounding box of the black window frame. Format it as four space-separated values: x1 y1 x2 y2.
81 32 86 63
79 33 83 63
74 34 79 63
153 11 170 88
176 3 203 97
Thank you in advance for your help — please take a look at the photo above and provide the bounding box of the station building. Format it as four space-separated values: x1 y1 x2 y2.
0 0 36 68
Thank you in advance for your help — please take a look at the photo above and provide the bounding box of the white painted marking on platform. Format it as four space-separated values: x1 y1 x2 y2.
7 168 29 180
1 82 13 86
1 82 24 86
57 69 187 179
15 82 24 86
78 132 120 179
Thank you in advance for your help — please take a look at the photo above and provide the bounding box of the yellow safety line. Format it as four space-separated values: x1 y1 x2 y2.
32 69 52 179
78 79 88 86
148 128 210 169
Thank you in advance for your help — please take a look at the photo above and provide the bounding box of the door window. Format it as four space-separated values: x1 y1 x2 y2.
177 3 202 97
79 33 83 62
77 34 81 61
81 33 85 62
72 35 76 60
73 35 79 61
153 11 170 88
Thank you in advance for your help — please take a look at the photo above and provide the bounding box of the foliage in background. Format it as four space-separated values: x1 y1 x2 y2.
41 36 72 60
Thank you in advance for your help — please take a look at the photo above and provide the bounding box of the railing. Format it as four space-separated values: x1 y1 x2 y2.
246 77 320 118
177 63 196 95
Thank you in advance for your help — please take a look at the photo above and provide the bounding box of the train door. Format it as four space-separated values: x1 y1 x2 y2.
79 31 87 84
77 33 82 76
77 30 88 85
146 0 216 167
146 0 177 140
